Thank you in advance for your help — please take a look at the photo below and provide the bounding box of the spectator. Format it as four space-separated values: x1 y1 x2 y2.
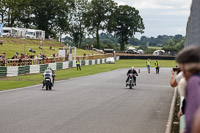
170 68 187 119
52 53 55 58
25 53 29 59
28 48 36 53
20 53 24 59
146 58 151 73
1 59 5 66
76 58 81 71
39 45 42 49
170 68 182 87
176 46 200 133
39 53 42 58
1 52 6 59
0 38 3 46
154 60 160 74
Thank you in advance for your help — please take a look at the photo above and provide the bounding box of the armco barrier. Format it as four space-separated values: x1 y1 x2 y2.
0 67 7 77
30 65 40 74
81 60 85 66
69 61 73 68
97 59 100 64
85 60 89 66
92 60 95 65
56 63 63 70
73 60 76 67
24 66 30 74
63 61 69 69
100 59 102 64
18 66 25 75
102 58 105 64
0 57 119 77
40 64 48 73
89 60 92 65
7 66 18 77
49 63 56 70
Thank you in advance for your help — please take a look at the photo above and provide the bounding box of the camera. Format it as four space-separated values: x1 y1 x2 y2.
173 67 180 72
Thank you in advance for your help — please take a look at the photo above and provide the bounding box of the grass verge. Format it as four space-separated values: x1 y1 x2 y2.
0 59 177 91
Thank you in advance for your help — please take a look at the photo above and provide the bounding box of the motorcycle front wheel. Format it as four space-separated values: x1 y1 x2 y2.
129 80 132 89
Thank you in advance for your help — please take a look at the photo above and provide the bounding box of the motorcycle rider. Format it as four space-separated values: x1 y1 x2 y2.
126 67 138 86
42 66 55 88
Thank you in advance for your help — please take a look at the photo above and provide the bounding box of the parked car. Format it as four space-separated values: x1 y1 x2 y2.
106 57 115 64
126 49 138 54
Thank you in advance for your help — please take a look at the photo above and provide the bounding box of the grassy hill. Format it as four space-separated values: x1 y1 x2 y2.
0 38 98 58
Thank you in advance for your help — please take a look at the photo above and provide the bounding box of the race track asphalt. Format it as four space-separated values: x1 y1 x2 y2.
0 68 174 133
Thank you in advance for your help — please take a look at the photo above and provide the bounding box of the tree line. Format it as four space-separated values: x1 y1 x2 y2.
0 0 145 51
63 33 184 52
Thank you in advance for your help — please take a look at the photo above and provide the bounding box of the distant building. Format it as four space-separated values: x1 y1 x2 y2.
184 0 200 47
1 27 45 40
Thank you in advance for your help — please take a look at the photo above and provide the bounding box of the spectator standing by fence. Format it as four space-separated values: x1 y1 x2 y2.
76 59 81 71
176 46 200 133
146 59 151 73
154 60 160 74
0 38 3 46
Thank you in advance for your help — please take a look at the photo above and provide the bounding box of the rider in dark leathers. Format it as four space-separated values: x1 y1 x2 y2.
126 67 138 86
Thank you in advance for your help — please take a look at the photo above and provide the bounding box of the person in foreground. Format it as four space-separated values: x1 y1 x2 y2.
126 67 138 86
176 46 200 133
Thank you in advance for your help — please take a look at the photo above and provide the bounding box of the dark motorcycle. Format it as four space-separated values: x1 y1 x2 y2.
127 74 136 89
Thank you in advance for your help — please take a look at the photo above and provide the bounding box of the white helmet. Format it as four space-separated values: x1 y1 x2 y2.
131 67 134 71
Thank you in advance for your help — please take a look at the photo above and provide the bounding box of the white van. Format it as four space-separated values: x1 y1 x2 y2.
11 28 26 37
2 27 12 37
25 29 45 39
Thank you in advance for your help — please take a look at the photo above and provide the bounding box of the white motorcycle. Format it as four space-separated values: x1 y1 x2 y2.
43 70 54 90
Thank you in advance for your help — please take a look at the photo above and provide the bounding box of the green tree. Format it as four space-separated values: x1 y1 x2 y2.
84 0 117 49
114 5 144 51
69 0 89 48
0 0 30 27
30 0 74 38
162 39 184 51
0 0 7 23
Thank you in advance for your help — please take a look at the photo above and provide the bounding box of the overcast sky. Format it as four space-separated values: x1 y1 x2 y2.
113 0 192 38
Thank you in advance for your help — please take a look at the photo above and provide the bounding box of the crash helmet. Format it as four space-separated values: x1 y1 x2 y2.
131 67 134 71
47 66 51 70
